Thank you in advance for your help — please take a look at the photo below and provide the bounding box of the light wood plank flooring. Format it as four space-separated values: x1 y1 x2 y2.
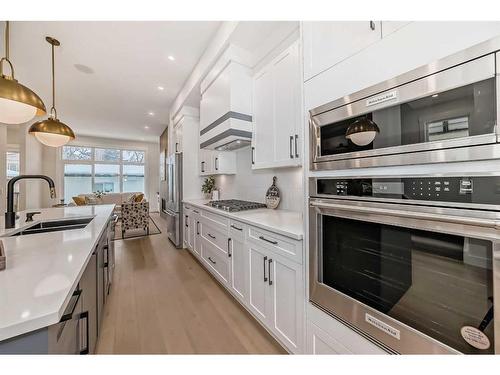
96 212 286 354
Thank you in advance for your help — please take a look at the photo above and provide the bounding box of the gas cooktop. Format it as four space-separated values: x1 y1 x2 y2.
205 199 267 212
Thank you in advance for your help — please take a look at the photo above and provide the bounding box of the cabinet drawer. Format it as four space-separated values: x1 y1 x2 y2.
248 226 302 264
229 219 246 239
201 209 229 230
201 238 230 283
201 220 229 254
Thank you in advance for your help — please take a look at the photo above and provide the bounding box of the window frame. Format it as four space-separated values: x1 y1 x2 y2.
62 145 146 200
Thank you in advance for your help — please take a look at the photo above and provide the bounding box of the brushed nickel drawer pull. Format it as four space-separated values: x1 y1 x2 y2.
230 224 243 231
208 256 216 265
259 235 278 245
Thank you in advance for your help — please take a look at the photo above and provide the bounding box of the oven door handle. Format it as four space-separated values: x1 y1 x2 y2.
310 200 500 229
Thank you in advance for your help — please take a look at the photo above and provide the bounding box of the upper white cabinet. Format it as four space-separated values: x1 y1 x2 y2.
302 21 381 81
252 41 302 169
199 149 236 176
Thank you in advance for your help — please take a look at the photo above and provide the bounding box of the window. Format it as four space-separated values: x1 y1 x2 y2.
6 151 20 180
6 151 20 211
123 164 145 193
64 164 93 202
62 146 146 203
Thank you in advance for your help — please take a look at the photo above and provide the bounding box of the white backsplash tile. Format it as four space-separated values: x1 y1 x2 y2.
215 148 304 212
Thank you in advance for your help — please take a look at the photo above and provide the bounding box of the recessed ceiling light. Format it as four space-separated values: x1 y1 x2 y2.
157 86 164 91
148 112 155 116
144 125 150 130
432 94 439 98
168 55 175 61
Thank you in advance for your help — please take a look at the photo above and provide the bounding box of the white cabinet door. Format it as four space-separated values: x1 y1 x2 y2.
252 42 302 169
248 244 272 323
213 151 236 174
183 213 190 249
199 149 213 175
188 214 196 251
193 217 201 257
252 68 275 167
268 253 303 353
273 43 301 165
303 21 381 81
174 124 182 153
229 236 248 303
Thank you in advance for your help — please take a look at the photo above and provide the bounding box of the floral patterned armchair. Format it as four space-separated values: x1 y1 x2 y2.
121 201 149 238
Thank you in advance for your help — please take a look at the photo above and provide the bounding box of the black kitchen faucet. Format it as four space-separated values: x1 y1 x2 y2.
4 175 56 229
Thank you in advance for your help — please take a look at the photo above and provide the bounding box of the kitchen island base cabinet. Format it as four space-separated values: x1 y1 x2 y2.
0 290 84 354
0 215 114 354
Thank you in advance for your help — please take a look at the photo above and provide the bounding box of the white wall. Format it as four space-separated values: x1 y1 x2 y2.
215 147 303 212
22 126 44 210
45 135 160 212
0 125 7 215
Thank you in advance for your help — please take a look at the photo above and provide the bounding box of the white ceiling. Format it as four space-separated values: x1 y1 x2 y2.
1 21 221 142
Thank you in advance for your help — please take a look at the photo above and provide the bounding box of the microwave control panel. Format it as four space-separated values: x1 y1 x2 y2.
315 176 498 205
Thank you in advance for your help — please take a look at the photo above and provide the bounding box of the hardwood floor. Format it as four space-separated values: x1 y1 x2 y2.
96 212 286 354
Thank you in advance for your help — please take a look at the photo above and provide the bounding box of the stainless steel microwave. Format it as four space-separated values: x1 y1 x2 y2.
309 174 500 354
309 37 500 171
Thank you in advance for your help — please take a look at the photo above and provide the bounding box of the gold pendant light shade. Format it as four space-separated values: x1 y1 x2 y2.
29 36 76 147
29 118 75 147
0 21 46 124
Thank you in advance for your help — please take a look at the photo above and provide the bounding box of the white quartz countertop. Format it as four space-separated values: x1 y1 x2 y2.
183 200 304 240
0 205 114 341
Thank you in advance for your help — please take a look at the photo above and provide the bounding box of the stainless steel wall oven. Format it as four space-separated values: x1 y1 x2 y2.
309 174 500 354
310 38 500 170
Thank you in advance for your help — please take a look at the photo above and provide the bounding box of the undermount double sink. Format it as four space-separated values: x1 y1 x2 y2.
5 217 94 237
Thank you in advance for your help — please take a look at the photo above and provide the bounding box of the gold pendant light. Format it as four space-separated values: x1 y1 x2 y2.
29 36 75 147
0 21 46 124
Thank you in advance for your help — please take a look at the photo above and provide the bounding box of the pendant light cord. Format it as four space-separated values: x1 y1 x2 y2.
5 21 9 60
50 40 57 119
1 20 15 78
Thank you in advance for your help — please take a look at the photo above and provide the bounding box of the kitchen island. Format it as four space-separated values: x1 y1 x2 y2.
0 205 116 353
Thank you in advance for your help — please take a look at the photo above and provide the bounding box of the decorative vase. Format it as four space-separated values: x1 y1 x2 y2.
265 176 281 209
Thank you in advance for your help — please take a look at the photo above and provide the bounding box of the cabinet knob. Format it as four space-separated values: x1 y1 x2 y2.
370 21 376 30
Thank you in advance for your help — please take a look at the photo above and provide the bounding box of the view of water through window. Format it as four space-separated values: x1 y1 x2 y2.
62 146 145 203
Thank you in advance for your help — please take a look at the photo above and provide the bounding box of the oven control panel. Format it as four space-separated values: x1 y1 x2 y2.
315 176 496 206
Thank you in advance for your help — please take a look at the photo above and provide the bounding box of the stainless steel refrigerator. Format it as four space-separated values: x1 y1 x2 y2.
165 152 182 248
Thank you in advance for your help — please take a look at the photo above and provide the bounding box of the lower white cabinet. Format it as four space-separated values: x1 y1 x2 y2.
248 244 272 323
228 234 248 303
182 204 304 353
248 242 303 353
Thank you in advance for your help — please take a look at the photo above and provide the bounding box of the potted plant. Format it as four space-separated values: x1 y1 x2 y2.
201 176 217 200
